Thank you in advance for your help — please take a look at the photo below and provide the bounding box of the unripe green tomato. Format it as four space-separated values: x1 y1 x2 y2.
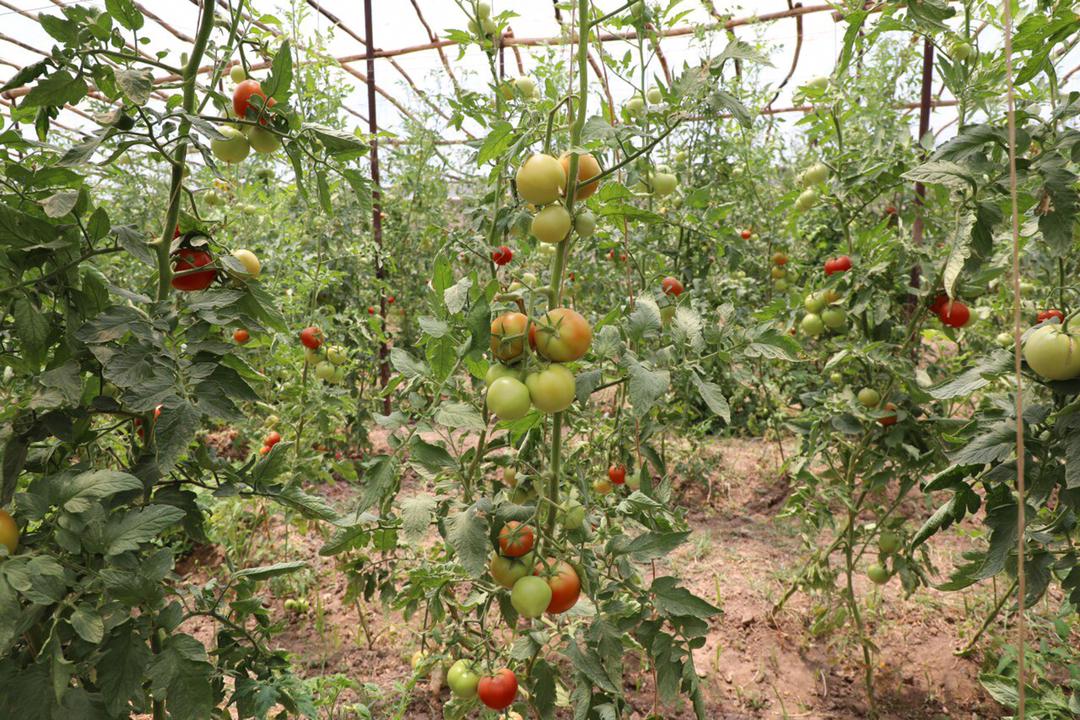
829 372 843 384
326 346 347 365
867 563 890 585
513 75 537 98
476 2 491 18
522 272 538 286
230 64 247 83
625 472 640 490
447 660 480 699
264 414 280 428
510 576 552 618
801 313 824 337
651 172 678 197
951 40 974 61
802 162 830 186
561 500 585 530
774 278 789 291
503 467 517 487
315 361 336 381
304 347 321 365
646 87 662 104
574 210 597 237
487 376 532 420
821 307 846 330
625 95 645 115
857 388 881 408
531 205 572 244
995 332 1013 348
805 76 829 92
660 305 676 324
481 16 497 35
516 154 565 205
796 188 819 211
877 531 901 555
804 293 827 314
485 363 518 386
247 126 282 153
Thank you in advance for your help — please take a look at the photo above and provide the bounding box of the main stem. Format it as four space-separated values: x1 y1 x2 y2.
154 0 216 302
545 0 591 542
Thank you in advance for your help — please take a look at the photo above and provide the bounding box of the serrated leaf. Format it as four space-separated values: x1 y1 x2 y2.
434 402 486 431
104 505 185 556
446 507 488 576
400 494 437 541
234 561 307 581
60 470 143 513
691 375 729 424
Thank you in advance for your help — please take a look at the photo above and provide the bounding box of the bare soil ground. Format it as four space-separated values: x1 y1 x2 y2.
180 434 1026 719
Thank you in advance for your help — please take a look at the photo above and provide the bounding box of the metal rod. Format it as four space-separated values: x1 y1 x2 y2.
363 0 390 412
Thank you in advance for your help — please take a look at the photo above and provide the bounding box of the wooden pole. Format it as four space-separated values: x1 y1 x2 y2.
363 0 390 413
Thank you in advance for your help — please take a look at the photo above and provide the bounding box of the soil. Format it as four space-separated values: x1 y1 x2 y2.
176 433 1026 720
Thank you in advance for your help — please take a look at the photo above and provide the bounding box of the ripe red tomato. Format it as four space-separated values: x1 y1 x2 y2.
388 295 395 304
300 326 322 350
608 464 626 485
878 402 898 426
930 294 949 314
368 306 375 315
498 521 534 558
740 229 752 240
264 431 282 447
173 225 181 238
1037 309 1064 324
661 276 684 296
233 328 250 344
938 300 970 328
772 252 788 266
608 249 616 261
885 205 897 215
824 255 851 276
538 559 581 614
259 445 270 456
171 249 216 291
477 668 517 710
492 245 513 266
233 79 275 121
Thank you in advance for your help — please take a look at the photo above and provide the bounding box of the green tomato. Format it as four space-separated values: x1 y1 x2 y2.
230 64 247 83
516 154 566 205
447 660 481 699
625 472 640 490
574 210 597 237
801 313 824 337
829 372 843 384
525 365 576 413
995 332 1013 348
805 76 830 92
646 87 662 104
510 576 552 618
867 563 890 585
531 205 572 244
774 278 788 292
326 346 347 365
804 292 827 314
247 126 282 153
951 40 974 61
561 500 585 530
625 95 645 115
485 363 518 386
304 347 321 365
857 388 881 408
486 376 532 420
513 75 537 98
477 2 491 18
1023 325 1080 380
660 305 676 324
490 552 533 588
821 307 846 330
211 125 250 164
652 172 678 197
802 162 830 186
795 188 819 211
877 531 901 555
315 361 336 382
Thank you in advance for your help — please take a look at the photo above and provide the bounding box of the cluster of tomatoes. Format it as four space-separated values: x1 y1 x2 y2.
866 529 902 585
930 294 971 329
170 230 261 293
208 67 283 165
795 161 829 211
856 387 898 427
770 248 788 291
299 325 349 385
801 285 847 338
259 430 281 456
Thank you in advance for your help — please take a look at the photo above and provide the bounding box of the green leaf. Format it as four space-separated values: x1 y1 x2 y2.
930 351 1011 399
650 576 721 619
434 402 486 432
275 484 339 521
147 634 213 720
69 605 104 644
59 470 143 513
707 89 751 128
99 622 152 715
115 67 153 105
408 437 457 471
400 494 436 541
621 531 690 561
902 160 976 193
263 39 294 102
234 561 307 581
354 455 398 513
105 0 144 31
389 348 427 379
152 401 199 473
477 121 515 166
690 375 729 424
23 70 88 108
13 297 50 365
446 506 488 577
0 60 47 93
949 421 1016 466
104 505 185 556
626 358 669 418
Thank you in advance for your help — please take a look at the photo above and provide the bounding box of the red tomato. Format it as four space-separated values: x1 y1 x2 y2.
772 252 788 266
299 326 322 350
264 431 282 447
885 205 897 215
608 464 626 485
537 559 581 614
530 307 592 362
1037 309 1064 324
930 294 950 314
233 79 275 121
878 402 898 427
620 253 627 261
368 306 376 315
492 245 513 266
661 276 684 296
173 225 181 238
608 249 616 261
233 328 250 344
171 249 216 291
388 295 395 304
477 668 517 710
740 229 752 240
259 445 270 456
498 521 534 558
938 300 970 328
